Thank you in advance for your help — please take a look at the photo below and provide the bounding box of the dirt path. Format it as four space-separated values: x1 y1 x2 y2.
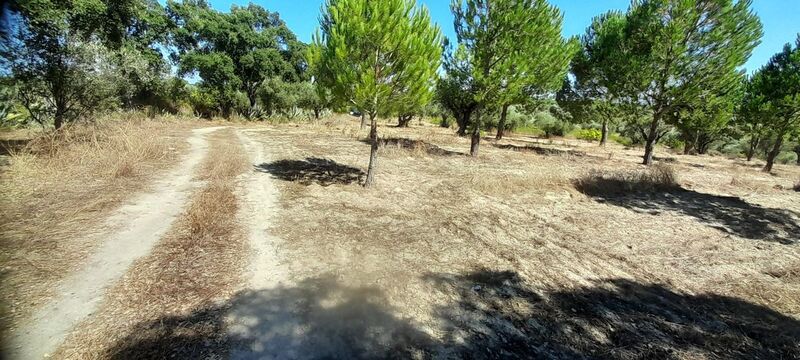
226 129 296 359
6 126 225 360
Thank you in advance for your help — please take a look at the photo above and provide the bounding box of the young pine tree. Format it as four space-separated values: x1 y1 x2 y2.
310 0 442 187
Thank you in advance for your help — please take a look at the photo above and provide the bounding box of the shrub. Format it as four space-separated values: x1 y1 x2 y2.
575 128 602 142
534 112 572 137
574 163 679 196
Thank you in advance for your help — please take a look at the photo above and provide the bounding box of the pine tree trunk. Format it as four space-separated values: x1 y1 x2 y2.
364 114 379 187
495 104 509 140
763 134 784 173
470 111 481 157
642 113 661 165
600 118 609 146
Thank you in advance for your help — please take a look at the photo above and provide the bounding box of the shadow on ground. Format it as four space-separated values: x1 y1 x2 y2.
256 157 365 186
492 143 587 157
362 137 465 157
575 177 800 244
106 270 800 359
0 138 29 156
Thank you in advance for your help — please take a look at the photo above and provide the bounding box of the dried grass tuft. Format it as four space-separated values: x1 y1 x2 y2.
574 163 679 196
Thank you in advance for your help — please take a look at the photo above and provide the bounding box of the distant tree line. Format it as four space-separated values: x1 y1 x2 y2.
2 0 800 185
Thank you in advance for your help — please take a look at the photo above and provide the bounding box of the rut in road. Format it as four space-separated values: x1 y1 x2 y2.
226 129 298 359
5 126 225 360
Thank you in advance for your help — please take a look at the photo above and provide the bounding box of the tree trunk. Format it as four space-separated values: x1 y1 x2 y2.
763 134 784 173
314 108 320 119
360 113 366 129
746 137 759 161
470 111 481 157
439 114 449 128
495 104 509 140
600 118 609 146
795 145 800 165
456 111 469 136
364 114 379 188
397 115 412 127
642 113 661 165
54 111 64 130
683 141 693 155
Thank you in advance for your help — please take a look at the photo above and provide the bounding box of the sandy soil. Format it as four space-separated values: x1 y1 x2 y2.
4 126 224 359
3 117 799 359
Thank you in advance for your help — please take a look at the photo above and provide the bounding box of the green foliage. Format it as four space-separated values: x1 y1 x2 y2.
3 0 149 128
747 37 800 170
167 1 305 117
452 0 578 145
310 0 442 120
534 111 572 137
575 128 602 142
585 0 763 164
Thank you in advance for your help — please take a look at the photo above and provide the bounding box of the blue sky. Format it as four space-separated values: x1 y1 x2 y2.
207 0 800 73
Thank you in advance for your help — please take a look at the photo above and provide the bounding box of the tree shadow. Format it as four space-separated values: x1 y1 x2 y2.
362 137 466 157
105 275 434 359
425 269 800 359
492 143 587 157
105 271 800 359
255 158 365 186
575 177 800 244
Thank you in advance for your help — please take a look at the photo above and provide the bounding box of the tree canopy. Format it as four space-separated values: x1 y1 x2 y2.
310 0 442 187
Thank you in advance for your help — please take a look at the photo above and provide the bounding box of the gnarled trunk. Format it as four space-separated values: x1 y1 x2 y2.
746 136 760 161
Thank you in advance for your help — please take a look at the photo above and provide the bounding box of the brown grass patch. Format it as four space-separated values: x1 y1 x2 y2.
574 163 678 196
0 116 193 330
53 128 249 359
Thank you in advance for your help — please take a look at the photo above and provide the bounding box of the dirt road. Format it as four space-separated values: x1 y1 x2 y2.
5 127 225 359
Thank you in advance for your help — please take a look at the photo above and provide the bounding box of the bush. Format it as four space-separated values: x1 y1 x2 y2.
534 112 572 137
776 151 797 165
610 134 634 147
574 163 678 196
575 128 602 142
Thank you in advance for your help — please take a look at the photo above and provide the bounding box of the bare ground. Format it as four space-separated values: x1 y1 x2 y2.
2 115 799 359
129 117 797 359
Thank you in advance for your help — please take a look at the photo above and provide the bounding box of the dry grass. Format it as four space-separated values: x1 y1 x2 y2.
573 163 679 196
0 115 194 330
53 128 249 359
244 119 800 358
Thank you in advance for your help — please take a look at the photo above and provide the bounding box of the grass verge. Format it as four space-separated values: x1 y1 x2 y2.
52 128 249 359
0 116 191 330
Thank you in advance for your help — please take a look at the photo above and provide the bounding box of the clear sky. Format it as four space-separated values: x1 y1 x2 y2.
207 0 800 73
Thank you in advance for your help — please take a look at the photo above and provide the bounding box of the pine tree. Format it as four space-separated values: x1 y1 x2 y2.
451 0 577 154
310 0 442 187
608 0 762 165
749 37 800 172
